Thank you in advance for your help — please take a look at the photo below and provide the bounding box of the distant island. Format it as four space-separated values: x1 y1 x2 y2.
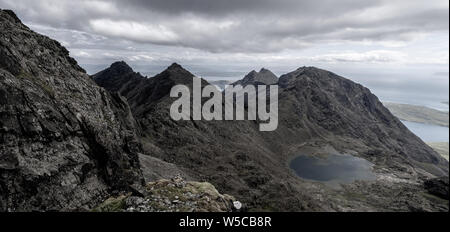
384 102 449 127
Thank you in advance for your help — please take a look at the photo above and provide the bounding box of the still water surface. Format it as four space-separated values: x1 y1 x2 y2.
290 154 376 186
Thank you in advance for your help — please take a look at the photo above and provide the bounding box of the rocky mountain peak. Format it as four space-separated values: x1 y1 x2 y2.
249 70 258 75
234 68 278 86
278 66 339 88
1 9 85 76
156 63 195 84
109 61 134 75
161 63 195 81
93 60 145 95
260 68 271 73
167 62 183 70
1 9 22 24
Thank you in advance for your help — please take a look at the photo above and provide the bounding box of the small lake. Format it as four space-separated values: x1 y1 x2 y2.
402 121 449 142
290 154 376 187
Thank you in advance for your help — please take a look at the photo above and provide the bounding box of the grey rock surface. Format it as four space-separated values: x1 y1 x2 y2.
0 9 143 211
424 177 449 200
93 175 237 212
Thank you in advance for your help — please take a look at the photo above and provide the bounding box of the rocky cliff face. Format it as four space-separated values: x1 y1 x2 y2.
94 61 448 211
0 9 144 211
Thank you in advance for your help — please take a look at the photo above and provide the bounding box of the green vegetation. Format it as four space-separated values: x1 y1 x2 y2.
16 68 55 98
91 194 129 212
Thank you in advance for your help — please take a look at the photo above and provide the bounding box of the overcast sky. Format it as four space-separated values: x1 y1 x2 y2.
1 0 448 107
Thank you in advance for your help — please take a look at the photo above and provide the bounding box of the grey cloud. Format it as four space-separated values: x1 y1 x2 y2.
117 0 380 17
0 0 448 53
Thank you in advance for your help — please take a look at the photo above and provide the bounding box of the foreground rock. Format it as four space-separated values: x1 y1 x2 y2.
0 9 143 211
93 176 240 212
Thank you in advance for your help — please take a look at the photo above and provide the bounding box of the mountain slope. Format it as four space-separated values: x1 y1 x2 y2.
275 67 447 176
94 62 448 211
0 9 144 211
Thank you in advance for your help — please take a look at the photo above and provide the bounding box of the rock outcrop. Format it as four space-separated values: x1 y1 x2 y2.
424 177 449 200
0 10 241 212
93 175 240 212
0 9 143 211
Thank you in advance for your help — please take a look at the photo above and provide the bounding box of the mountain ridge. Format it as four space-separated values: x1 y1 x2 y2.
93 60 448 211
1 8 448 212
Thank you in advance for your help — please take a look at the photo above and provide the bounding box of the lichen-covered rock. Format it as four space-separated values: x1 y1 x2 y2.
0 9 143 211
93 175 240 212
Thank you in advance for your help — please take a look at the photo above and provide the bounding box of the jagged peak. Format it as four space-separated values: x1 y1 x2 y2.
167 62 184 70
109 61 133 74
244 70 256 77
93 61 144 90
0 9 85 75
233 68 277 86
259 68 271 73
159 62 194 78
150 62 196 85
0 9 22 24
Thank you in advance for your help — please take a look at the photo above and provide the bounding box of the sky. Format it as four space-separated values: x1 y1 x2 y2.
1 0 449 109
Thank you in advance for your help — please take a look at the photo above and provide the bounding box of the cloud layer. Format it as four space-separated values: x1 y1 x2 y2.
1 0 448 53
1 0 448 108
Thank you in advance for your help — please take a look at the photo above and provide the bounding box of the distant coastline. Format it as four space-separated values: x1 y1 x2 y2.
384 102 449 161
384 102 449 127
